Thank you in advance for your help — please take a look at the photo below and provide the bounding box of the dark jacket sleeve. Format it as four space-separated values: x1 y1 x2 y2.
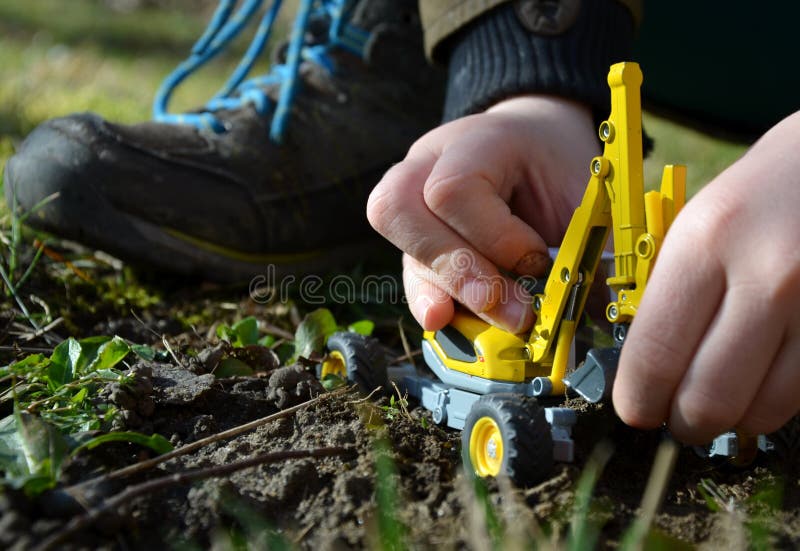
441 0 637 123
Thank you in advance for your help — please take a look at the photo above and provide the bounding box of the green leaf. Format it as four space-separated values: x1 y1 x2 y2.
71 431 173 457
93 369 123 381
321 373 346 391
87 336 130 372
216 323 235 342
77 335 113 346
217 317 260 348
214 357 254 378
46 336 128 390
70 387 88 404
348 320 375 336
0 411 67 495
21 474 60 496
0 414 29 479
293 308 338 360
274 342 295 365
18 411 69 481
696 479 722 513
748 478 784 509
5 354 48 374
48 338 81 389
231 316 259 347
258 334 276 347
131 344 157 361
73 335 112 375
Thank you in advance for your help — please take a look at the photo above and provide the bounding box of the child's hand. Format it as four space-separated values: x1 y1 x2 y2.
614 111 800 444
367 95 599 333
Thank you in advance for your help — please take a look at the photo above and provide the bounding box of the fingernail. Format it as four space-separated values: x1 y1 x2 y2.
478 298 534 334
502 297 534 334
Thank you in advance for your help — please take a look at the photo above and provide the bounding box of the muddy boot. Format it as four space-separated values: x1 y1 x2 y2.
4 0 444 282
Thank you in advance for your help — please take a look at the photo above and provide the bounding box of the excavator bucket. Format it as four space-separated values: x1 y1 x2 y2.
563 347 620 403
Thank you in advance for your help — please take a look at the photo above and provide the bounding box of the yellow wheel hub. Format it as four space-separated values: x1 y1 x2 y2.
321 350 346 379
470 417 504 477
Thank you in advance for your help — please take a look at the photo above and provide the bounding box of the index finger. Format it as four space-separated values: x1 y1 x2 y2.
367 147 536 333
612 221 725 430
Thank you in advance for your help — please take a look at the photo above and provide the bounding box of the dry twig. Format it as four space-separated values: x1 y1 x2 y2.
35 446 352 551
260 321 295 341
20 317 64 343
397 317 416 369
66 387 349 493
0 345 53 354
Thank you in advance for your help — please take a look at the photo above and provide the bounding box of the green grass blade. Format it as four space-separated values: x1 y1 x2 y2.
70 431 173 456
568 440 613 551
619 439 679 551
374 439 407 551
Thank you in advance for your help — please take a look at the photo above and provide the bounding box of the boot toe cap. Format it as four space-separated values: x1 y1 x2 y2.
4 113 105 227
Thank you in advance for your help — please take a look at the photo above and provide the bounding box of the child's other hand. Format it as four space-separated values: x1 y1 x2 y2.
367 96 599 333
614 111 800 444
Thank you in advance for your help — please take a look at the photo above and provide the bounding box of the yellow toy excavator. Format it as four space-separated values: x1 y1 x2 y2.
407 61 687 484
323 62 771 486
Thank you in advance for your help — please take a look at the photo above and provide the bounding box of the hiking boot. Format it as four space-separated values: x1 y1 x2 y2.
4 0 444 282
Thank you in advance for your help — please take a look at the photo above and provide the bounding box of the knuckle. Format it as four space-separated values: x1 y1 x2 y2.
672 387 741 444
738 394 800 435
624 333 689 389
725 247 800 313
633 330 685 366
365 184 393 233
366 169 413 235
422 173 464 214
614 391 668 431
737 408 791 436
613 392 663 430
407 131 440 158
766 257 800 306
614 352 677 429
483 217 518 257
674 195 740 250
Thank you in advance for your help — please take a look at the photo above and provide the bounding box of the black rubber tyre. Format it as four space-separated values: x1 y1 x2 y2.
462 393 554 487
324 331 389 394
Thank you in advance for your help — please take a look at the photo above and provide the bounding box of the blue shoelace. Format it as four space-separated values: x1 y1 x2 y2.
152 0 370 143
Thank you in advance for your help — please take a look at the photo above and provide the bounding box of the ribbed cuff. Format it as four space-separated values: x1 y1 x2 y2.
442 0 635 122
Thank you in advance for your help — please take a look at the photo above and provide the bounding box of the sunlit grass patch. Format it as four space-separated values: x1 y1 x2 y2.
643 112 748 197
0 0 291 164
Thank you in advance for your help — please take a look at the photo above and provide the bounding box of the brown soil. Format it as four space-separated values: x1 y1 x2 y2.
2 353 798 550
1 283 798 550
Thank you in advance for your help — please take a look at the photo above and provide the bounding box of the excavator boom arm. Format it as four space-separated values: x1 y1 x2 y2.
527 62 685 380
